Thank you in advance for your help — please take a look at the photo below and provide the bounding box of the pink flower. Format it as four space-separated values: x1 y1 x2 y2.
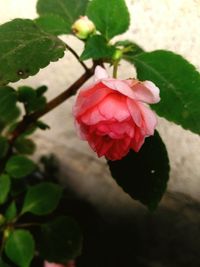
44 260 75 267
73 66 160 161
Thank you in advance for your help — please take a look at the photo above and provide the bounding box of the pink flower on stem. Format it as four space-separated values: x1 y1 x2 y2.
73 66 160 161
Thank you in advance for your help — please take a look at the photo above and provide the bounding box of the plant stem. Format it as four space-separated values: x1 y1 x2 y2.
113 60 119 78
9 63 98 143
65 43 89 72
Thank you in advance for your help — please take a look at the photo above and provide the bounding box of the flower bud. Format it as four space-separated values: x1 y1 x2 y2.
72 16 95 39
112 49 123 61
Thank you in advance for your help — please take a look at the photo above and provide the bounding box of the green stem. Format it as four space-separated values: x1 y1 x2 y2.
113 60 120 78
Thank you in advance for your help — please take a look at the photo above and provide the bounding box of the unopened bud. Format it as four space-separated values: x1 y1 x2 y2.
72 16 95 39
112 49 123 61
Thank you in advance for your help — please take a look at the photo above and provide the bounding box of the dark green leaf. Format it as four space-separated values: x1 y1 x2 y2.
0 87 20 123
18 86 46 113
5 201 17 222
126 50 200 134
5 230 35 267
108 131 170 210
6 155 36 179
0 19 65 85
18 86 36 103
39 216 82 262
35 15 69 35
36 85 48 97
36 121 50 130
37 0 89 33
116 40 144 57
21 182 63 215
0 136 9 159
0 174 11 204
80 35 115 61
14 138 36 155
87 0 130 40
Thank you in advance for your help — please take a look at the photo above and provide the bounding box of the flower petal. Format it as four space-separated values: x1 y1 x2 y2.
94 66 109 81
73 82 111 116
137 102 158 135
98 93 130 121
127 79 160 104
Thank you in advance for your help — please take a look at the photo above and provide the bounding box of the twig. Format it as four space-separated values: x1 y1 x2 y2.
65 43 89 72
9 62 99 144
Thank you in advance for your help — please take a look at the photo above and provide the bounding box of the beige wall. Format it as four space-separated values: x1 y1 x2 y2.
0 1 200 205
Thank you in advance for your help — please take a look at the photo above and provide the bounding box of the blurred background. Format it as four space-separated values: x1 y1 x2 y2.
1 1 200 266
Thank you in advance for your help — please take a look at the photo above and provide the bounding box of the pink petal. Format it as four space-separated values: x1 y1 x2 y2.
94 66 109 81
137 102 157 136
127 99 143 127
131 128 145 152
127 79 160 104
98 93 130 122
101 79 137 100
73 83 111 116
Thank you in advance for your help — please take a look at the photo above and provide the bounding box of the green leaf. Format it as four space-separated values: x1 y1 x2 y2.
18 86 46 113
14 138 36 155
35 15 69 35
108 131 170 210
21 182 63 215
0 258 10 267
80 35 115 61
5 230 35 267
0 19 65 85
126 50 200 134
116 40 144 56
0 87 20 123
37 0 89 33
0 174 11 204
87 0 130 40
6 155 36 179
0 136 9 159
36 120 50 130
39 216 82 262
5 201 17 222
36 85 48 97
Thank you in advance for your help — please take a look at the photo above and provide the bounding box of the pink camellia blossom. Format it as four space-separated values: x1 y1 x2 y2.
73 66 160 161
44 260 75 267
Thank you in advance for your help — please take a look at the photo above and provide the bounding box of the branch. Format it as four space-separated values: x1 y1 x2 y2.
9 63 98 143
65 43 89 72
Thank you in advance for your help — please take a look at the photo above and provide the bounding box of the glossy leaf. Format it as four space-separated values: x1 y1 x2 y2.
108 131 170 210
21 182 63 215
6 155 36 179
0 19 65 85
39 216 82 262
80 35 115 61
5 201 17 222
0 87 20 123
35 14 69 35
37 0 89 33
125 50 200 134
5 230 35 267
0 174 11 204
14 138 36 155
87 0 130 40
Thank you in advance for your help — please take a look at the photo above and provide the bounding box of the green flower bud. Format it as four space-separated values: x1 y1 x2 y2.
72 16 96 40
112 49 123 61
